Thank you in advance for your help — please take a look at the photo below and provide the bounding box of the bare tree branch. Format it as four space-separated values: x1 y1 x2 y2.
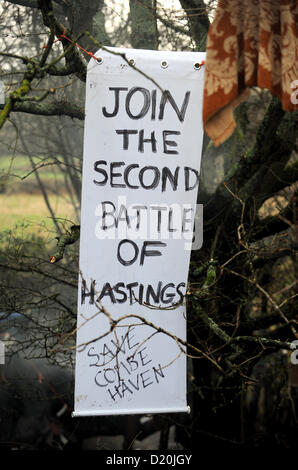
0 100 84 119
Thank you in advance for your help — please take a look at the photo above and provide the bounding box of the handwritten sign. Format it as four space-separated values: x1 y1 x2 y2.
73 48 205 416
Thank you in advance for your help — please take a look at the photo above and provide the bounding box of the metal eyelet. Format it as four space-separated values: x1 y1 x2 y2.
161 60 168 69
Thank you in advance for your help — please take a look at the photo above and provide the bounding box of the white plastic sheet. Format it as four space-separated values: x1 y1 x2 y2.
73 48 205 416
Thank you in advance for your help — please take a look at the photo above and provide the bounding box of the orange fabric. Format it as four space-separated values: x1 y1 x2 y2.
203 0 298 146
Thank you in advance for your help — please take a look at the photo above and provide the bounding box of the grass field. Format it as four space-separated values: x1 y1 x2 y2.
0 154 79 239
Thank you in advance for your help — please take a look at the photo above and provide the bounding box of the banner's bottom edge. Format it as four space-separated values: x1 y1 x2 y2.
72 405 190 417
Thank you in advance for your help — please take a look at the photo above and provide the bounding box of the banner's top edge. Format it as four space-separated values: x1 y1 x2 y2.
87 47 206 70
97 46 206 55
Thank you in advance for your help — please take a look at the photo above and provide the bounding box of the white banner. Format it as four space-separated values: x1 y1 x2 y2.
73 48 205 416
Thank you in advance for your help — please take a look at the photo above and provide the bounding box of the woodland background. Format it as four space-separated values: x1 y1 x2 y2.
0 0 297 449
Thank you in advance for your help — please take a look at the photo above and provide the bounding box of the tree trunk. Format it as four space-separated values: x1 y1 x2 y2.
129 0 158 50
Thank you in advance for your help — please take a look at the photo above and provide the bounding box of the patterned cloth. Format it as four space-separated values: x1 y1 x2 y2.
203 0 298 146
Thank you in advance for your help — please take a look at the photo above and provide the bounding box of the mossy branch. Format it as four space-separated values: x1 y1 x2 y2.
232 336 294 351
18 88 55 102
253 190 297 240
50 225 80 263
0 100 85 119
0 63 35 129
249 227 298 261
